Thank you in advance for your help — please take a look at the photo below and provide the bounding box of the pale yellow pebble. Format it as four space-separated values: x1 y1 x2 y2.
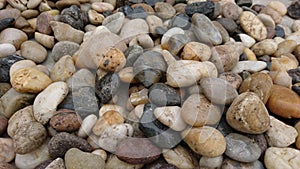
244 48 257 60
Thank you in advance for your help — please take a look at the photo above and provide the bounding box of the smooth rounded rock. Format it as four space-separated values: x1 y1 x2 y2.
9 59 36 78
238 33 256 48
251 39 278 56
0 43 16 58
163 145 196 169
102 12 125 34
0 138 15 162
148 83 180 107
36 12 53 34
34 32 55 49
240 11 267 41
50 109 82 132
78 114 98 138
0 28 28 50
120 19 149 43
50 55 76 82
50 21 84 44
21 41 47 63
274 40 298 58
230 61 267 74
155 2 176 20
106 155 143 169
181 42 211 61
199 155 223 169
265 147 300 169
154 106 186 131
260 6 282 24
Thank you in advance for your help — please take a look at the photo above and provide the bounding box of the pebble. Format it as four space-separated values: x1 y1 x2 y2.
182 126 226 157
0 54 24 82
269 70 292 88
219 72 243 89
292 20 300 32
240 11 267 41
288 68 300 84
181 42 211 61
133 50 166 87
239 72 273 104
257 13 275 28
148 83 180 107
10 67 52 93
222 158 264 169
154 106 186 131
267 85 300 118
118 67 137 83
55 0 80 10
98 47 126 72
36 12 53 35
265 116 298 147
0 88 35 118
260 6 282 24
0 114 7 135
102 12 125 34
0 8 20 20
6 0 26 11
139 103 182 149
13 121 47 154
213 21 230 43
164 33 191 56
155 2 176 19
251 39 278 56
95 72 120 104
0 43 16 58
222 2 242 20
45 158 65 169
264 147 300 169
20 41 47 63
274 40 298 57
181 94 221 127
225 133 261 163
130 88 149 106
270 55 298 71
78 114 97 138
192 13 222 45
288 0 300 19
0 162 16 169
199 155 223 169
92 2 114 12
200 77 238 105
48 132 92 158
33 82 68 124
116 137 161 164
230 60 267 73
50 55 76 82
238 33 256 48
60 5 88 30
170 13 191 30
50 21 84 44
50 109 82 132
120 18 149 43
161 27 184 45
106 155 143 169
185 1 215 19
51 41 79 61
65 148 105 169
0 28 28 50
0 138 15 162
34 32 55 49
275 25 285 38
163 145 196 169
15 141 50 169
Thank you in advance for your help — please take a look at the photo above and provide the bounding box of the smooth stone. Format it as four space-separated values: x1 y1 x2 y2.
34 32 55 49
118 67 136 83
15 141 50 169
200 77 238 105
270 55 298 72
36 12 53 35
267 1 287 16
48 132 92 158
292 20 300 32
55 0 80 10
216 18 238 35
13 121 47 154
0 54 24 82
182 126 226 157
239 72 273 104
154 106 186 131
65 148 105 169
102 12 125 34
222 2 242 20
192 13 222 45
210 44 241 72
199 155 223 169
269 70 292 88
212 21 230 43
20 40 47 63
154 2 176 19
267 85 300 118
287 0 300 19
219 72 243 89
181 94 221 127
0 138 15 162
60 5 88 30
163 145 196 169
0 28 28 50
222 158 264 169
146 15 163 36
129 34 154 49
6 0 27 11
238 33 256 48
91 149 107 161
120 19 149 43
123 46 145 66
240 11 267 41
139 103 182 149
148 83 180 107
51 41 79 62
274 40 297 58
50 21 84 44
133 50 166 87
257 13 275 28
7 105 35 138
78 114 97 138
164 33 191 56
98 47 126 72
98 123 133 152
0 8 20 20
45 158 65 169
265 147 300 169
106 155 143 169
230 61 267 73
251 39 278 56
0 88 35 118
0 162 16 169
275 25 285 38
181 42 211 61
50 55 75 82
27 0 41 8
0 43 16 58
91 2 114 12
0 83 11 98
185 1 215 19
50 109 82 132
265 116 298 147
161 27 184 45
33 82 68 125
129 88 149 106
116 137 161 164
260 6 282 24
225 133 261 163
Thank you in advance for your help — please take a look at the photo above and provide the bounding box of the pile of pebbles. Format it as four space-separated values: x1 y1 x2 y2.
0 0 300 168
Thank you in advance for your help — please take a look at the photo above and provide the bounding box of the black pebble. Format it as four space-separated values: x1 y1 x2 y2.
0 54 24 83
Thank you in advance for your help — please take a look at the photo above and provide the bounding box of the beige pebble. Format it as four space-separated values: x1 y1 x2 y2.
0 43 16 58
219 72 243 89
118 67 137 83
146 15 163 36
129 34 154 49
260 6 282 24
0 28 28 50
88 9 104 25
50 21 84 44
264 147 300 169
91 2 114 12
92 149 107 161
78 114 97 138
129 88 149 106
21 9 39 19
7 0 27 11
98 104 126 117
27 0 42 9
181 42 211 61
270 55 298 71
251 39 278 56
199 155 223 169
50 55 76 82
21 40 47 63
0 138 15 162
273 40 298 58
34 32 55 49
269 70 292 88
240 11 267 41
154 106 187 131
163 145 196 169
267 1 287 16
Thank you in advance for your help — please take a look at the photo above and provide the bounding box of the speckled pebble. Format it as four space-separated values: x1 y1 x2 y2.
240 11 267 41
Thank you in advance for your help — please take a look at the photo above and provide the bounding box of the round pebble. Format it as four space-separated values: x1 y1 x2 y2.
0 138 15 162
50 109 82 132
20 41 47 63
0 43 16 58
265 147 300 169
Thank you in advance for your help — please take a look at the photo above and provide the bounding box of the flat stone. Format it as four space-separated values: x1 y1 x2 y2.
240 11 267 41
20 41 47 63
230 61 267 73
7 0 27 11
50 21 84 44
265 147 300 169
161 27 184 45
0 28 28 50
0 43 16 58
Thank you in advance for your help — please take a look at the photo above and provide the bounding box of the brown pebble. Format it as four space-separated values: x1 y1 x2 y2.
50 109 82 132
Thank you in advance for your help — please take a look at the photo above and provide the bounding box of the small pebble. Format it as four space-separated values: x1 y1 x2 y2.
98 47 126 72
36 12 53 35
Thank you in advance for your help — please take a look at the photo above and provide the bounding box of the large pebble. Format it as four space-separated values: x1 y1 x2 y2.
148 83 181 107
251 39 278 56
163 145 196 169
181 94 221 127
239 72 273 104
182 126 226 157
21 41 47 63
192 13 222 45
164 33 191 56
200 77 238 105
102 12 125 34
50 55 76 82
36 12 53 34
265 116 298 147
260 6 282 24
230 61 267 74
9 59 36 78
15 141 50 169
33 82 68 125
225 133 261 163
219 72 243 89
50 21 84 44
116 137 161 164
13 121 47 154
154 106 186 131
264 147 300 169
0 138 15 162
0 43 16 58
48 132 92 158
226 92 270 134
0 28 28 50
50 109 82 132
240 11 267 41
65 148 105 169
0 54 23 82
274 40 298 58
181 42 211 61
11 68 52 93
51 41 79 62
120 18 149 43
267 85 300 118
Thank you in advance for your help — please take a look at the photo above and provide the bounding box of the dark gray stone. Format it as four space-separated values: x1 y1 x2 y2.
60 5 89 30
95 72 120 104
0 54 23 82
149 83 181 107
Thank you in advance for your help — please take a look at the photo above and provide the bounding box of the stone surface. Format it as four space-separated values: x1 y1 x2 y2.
149 83 180 107
48 132 92 158
219 72 243 89
288 1 300 19
240 11 267 41
0 54 23 82
51 41 79 62
13 121 47 154
45 158 65 169
36 12 53 35
181 42 211 61
182 126 226 157
251 39 278 56
274 40 297 58
0 138 15 162
267 85 300 118
120 18 149 43
264 147 300 169
222 158 264 169
102 12 125 34
0 162 16 169
50 55 76 82
154 106 186 131
60 5 88 30
50 21 84 44
95 72 120 104
185 1 215 19
230 61 267 74
155 2 176 19
34 32 55 49
265 116 298 147
260 6 282 24
65 148 105 169
0 114 7 135
98 47 126 72
225 133 261 163
0 43 16 58
20 41 47 63
50 109 82 132
163 145 196 169
33 82 68 125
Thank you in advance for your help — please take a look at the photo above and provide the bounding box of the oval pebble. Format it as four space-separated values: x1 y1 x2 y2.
50 109 82 132
0 138 15 162
0 43 16 58
154 106 186 131
20 41 47 63
78 114 98 138
264 147 300 169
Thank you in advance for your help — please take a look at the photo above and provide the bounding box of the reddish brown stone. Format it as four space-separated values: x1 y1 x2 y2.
36 12 54 34
50 109 82 132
